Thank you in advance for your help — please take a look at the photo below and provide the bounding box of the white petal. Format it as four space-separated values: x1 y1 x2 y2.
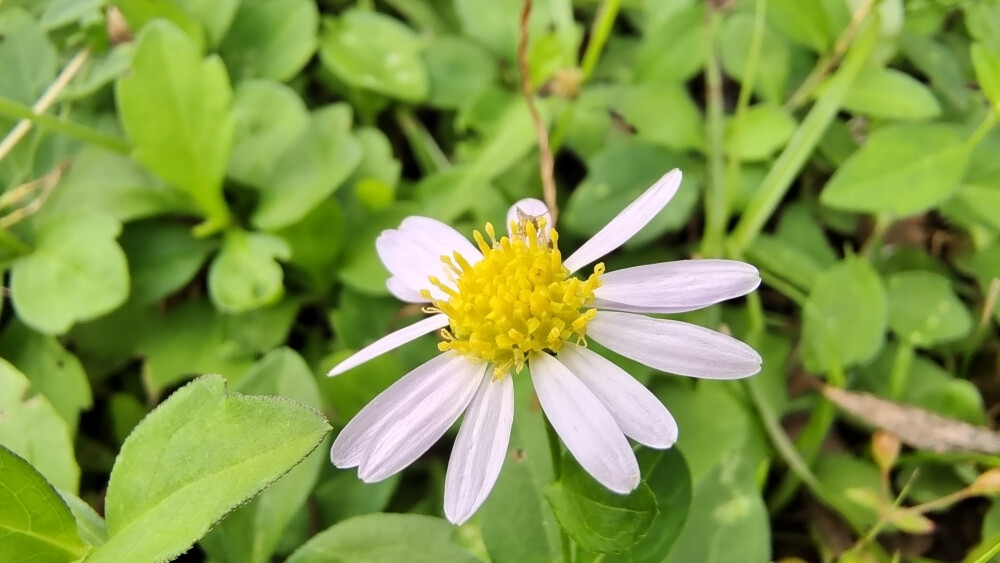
331 353 466 467
506 198 552 242
593 260 761 314
587 311 762 379
558 343 677 449
327 314 449 377
376 216 483 300
359 360 488 482
444 374 514 525
529 352 640 494
563 169 682 274
386 276 429 303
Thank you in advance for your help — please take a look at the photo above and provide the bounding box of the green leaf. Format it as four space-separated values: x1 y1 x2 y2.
725 104 797 161
251 105 363 231
951 184 1000 231
972 42 1000 115
10 214 129 335
767 0 831 52
200 349 326 563
173 0 240 46
227 80 310 186
620 84 705 152
40 0 105 31
116 20 234 235
219 0 318 82
58 491 108 547
719 12 789 103
321 349 403 424
0 445 88 563
319 10 428 102
208 229 290 314
601 449 691 563
886 271 972 347
839 67 941 120
0 8 57 105
338 204 418 296
0 320 92 433
120 220 218 306
802 257 887 373
286 514 479 563
423 35 497 109
114 0 205 49
634 5 706 84
277 199 345 290
820 124 969 216
545 452 658 554
313 471 400 527
86 374 330 563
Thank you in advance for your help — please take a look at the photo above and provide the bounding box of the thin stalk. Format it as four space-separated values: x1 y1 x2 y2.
544 415 573 563
701 5 727 258
888 341 914 401
728 20 879 255
965 529 1000 563
965 110 997 151
0 96 130 155
395 108 450 174
579 0 622 82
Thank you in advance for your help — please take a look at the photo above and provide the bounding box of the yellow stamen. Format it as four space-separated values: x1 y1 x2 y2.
429 217 603 378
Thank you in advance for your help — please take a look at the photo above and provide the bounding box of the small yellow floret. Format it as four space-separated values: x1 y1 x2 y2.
422 218 604 378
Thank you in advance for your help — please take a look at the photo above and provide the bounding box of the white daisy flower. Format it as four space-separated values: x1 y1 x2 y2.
327 169 762 524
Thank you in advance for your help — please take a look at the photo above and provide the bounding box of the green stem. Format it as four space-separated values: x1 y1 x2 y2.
888 341 914 401
579 0 622 82
0 95 131 155
395 108 450 174
701 5 727 258
544 414 573 563
965 110 997 151
728 19 879 254
860 213 893 260
965 529 1000 563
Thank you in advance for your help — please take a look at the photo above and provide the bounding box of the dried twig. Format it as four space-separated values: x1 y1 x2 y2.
517 0 559 226
0 162 70 229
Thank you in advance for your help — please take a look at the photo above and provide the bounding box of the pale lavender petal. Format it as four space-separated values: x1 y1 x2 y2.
386 276 429 303
358 360 488 482
331 353 467 467
593 260 761 314
563 169 682 274
558 343 678 449
444 374 514 525
327 314 449 376
376 216 482 300
530 352 640 493
506 198 552 242
587 311 762 379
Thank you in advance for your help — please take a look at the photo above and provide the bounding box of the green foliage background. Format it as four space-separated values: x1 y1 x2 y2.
1 0 1000 561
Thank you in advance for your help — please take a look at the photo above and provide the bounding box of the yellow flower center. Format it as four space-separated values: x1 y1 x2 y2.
422 218 604 378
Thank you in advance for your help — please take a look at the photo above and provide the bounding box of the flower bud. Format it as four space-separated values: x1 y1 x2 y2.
871 430 900 472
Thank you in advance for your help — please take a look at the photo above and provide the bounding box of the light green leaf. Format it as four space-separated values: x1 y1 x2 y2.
208 229 290 314
635 4 705 84
839 67 941 120
802 257 887 373
0 321 92 433
0 8 57 104
0 359 79 493
973 42 1000 115
338 204 418 296
620 84 705 152
40 0 106 31
319 9 428 102
725 104 797 161
313 471 400 527
0 445 88 563
219 0 318 82
277 199 345 290
114 0 205 49
767 0 831 52
719 12 789 103
116 20 234 235
886 271 973 347
227 80 310 186
286 514 479 563
423 35 497 109
820 124 969 216
200 349 327 563
11 214 129 335
951 184 1000 231
173 0 239 46
87 375 330 563
120 220 217 306
57 491 108 547
251 105 363 231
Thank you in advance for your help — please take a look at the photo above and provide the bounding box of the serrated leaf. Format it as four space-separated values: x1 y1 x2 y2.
0 446 88 563
820 124 969 216
85 375 330 563
886 271 972 347
116 20 234 235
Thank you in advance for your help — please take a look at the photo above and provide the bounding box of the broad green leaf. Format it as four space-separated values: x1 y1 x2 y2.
277 199 345 290
820 124 969 216
423 35 497 109
252 105 363 231
173 0 240 46
602 449 691 563
219 0 318 82
767 0 831 52
634 4 705 84
479 374 561 563
545 452 658 554
0 320 92 433
802 257 887 373
746 235 823 291
40 0 106 31
0 9 57 104
60 45 135 101
10 214 128 335
348 127 403 194
725 104 796 161
286 514 479 563
116 20 234 235
972 42 1000 114
815 453 881 527
886 271 972 347
114 0 205 48
58 491 107 547
453 0 573 63
719 12 789 103
620 84 705 152
313 471 400 527
201 349 326 563
87 375 330 563
227 80 310 186
839 67 941 120
951 184 1000 231
120 220 217 306
208 229 290 313
0 446 88 563
319 10 428 102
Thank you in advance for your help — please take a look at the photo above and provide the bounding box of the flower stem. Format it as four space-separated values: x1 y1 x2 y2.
701 4 727 258
543 413 573 563
579 0 621 83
